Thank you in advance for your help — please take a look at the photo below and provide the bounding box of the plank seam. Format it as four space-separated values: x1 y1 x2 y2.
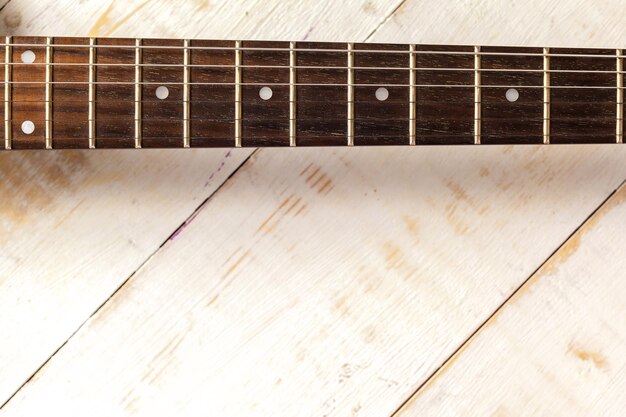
0 6 418 408
0 150 258 411
389 178 626 417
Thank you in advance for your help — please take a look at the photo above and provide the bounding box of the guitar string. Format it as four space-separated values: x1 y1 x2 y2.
5 118 616 123
0 42 623 59
2 63 625 74
1 82 623 89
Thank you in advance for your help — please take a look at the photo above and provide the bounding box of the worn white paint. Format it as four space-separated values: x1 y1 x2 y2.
4 143 626 417
0 0 406 408
0 1 625 416
396 185 626 416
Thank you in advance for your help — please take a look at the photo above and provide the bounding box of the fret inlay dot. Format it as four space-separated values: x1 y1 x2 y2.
21 50 36 64
21 120 35 135
375 87 389 101
259 86 273 101
155 86 170 100
506 88 520 103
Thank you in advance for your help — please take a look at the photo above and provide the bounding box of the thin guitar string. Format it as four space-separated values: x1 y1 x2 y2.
0 42 623 59
2 63 626 74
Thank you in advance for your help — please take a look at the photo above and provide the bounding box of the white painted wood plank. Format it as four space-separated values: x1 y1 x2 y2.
395 185 626 417
3 144 626 417
0 0 402 407
3 1 626 416
372 0 626 48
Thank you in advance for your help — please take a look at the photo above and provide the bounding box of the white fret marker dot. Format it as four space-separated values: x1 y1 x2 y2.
21 50 36 64
155 86 169 100
21 120 35 135
259 86 273 101
375 87 389 101
506 88 520 102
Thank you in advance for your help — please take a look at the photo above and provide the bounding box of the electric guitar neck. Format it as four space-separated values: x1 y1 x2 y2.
1 36 624 149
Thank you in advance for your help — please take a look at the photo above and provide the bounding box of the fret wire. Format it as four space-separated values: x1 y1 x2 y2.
183 39 190 148
289 41 296 147
474 46 481 145
409 44 416 146
45 36 53 149
618 49 623 144
4 36 11 150
234 41 242 148
347 43 354 147
543 47 550 144
88 38 96 149
1 42 624 59
135 39 142 148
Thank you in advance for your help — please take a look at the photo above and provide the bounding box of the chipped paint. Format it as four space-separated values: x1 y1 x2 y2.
224 250 251 278
88 0 154 37
294 204 307 217
568 343 607 369
402 216 419 240
318 178 333 194
383 241 405 270
445 202 470 235
0 152 89 241
398 184 626 410
299 162 314 176
256 195 293 234
305 167 321 184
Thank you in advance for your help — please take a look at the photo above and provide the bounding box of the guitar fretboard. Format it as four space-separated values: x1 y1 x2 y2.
1 36 624 149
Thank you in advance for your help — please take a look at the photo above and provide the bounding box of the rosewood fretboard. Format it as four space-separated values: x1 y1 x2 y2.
0 36 624 149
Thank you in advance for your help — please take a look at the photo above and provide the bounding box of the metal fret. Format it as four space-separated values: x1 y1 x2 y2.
474 45 481 145
134 38 142 148
543 47 550 144
183 39 191 148
618 49 623 144
4 36 11 150
409 44 416 145
347 43 354 146
234 40 242 148
88 38 96 148
45 37 53 149
289 41 296 147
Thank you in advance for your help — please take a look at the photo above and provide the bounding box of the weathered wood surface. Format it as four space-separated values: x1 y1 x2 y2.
396 184 626 416
1 0 625 416
0 0 405 407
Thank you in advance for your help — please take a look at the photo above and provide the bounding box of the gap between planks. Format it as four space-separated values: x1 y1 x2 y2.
0 149 257 411
389 178 626 417
0 0 410 409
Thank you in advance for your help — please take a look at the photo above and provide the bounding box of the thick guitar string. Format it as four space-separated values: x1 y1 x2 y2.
2 82 624 89
0 42 623 59
2 62 626 75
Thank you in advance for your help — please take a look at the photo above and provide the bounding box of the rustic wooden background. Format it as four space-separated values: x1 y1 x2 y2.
0 0 624 416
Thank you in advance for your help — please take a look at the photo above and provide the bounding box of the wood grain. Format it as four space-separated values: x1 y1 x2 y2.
3 37 623 148
395 183 626 416
3 145 626 416
0 0 406 408
0 1 625 416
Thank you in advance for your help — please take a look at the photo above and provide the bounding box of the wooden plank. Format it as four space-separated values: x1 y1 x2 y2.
2 1 626 416
0 0 403 407
395 184 626 416
3 144 626 416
